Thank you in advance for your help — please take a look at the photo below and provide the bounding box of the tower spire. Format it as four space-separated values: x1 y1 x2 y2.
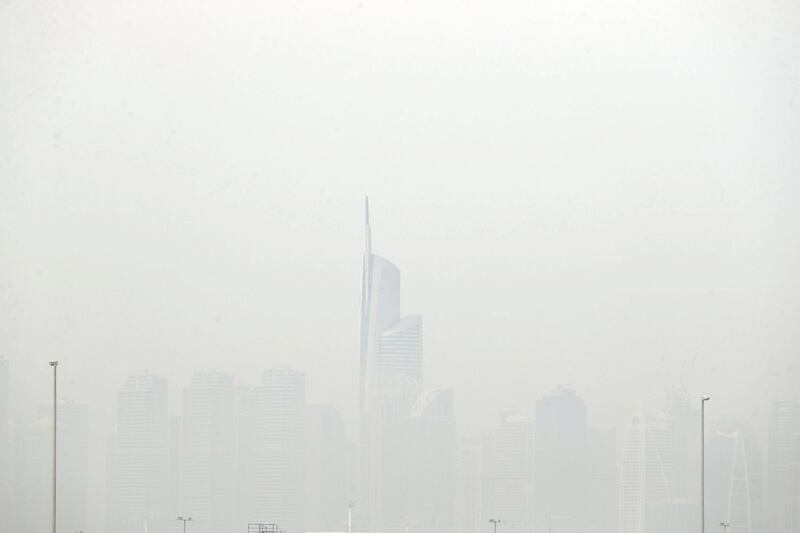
364 195 372 256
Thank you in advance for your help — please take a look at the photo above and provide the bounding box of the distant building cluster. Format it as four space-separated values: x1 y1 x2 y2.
0 204 798 533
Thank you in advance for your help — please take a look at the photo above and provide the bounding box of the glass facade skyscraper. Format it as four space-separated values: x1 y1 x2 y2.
181 370 237 533
107 374 172 533
359 197 425 532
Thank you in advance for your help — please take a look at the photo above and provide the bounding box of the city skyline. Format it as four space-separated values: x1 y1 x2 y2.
4 0 800 529
8 359 794 533
1 196 799 532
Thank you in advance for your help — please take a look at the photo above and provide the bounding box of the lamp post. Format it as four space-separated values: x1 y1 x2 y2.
701 396 711 533
176 516 192 533
49 361 58 533
490 518 502 533
720 522 730 533
347 501 353 533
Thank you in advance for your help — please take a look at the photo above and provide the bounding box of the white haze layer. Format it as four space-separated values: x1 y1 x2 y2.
1 0 799 531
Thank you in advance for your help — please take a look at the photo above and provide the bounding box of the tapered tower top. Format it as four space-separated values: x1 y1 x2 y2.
364 195 372 256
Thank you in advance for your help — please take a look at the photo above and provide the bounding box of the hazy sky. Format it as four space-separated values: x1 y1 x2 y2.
2 0 799 511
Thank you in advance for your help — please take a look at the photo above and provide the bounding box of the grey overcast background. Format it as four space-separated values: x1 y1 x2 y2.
2 0 799 529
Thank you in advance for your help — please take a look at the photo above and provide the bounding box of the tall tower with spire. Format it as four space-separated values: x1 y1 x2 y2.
358 197 423 531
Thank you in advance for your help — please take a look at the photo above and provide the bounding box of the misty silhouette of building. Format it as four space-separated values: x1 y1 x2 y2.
588 428 618 533
181 370 237 533
170 414 182 527
663 387 699 512
58 401 89 533
534 387 589 533
767 401 800 533
707 423 765 533
11 401 88 533
239 367 305 533
378 315 423 386
358 197 425 532
485 408 534 533
107 373 173 533
620 388 727 533
11 411 52 532
398 388 455 533
456 437 489 533
305 404 348 532
619 413 674 533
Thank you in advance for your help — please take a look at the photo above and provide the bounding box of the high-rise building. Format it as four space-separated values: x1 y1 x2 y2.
456 437 488 533
620 389 711 533
534 387 589 533
12 402 89 533
619 413 674 533
358 197 424 531
305 404 347 532
378 315 423 386
169 414 181 526
486 408 534 533
239 367 305 533
707 423 764 533
58 401 89 533
767 401 800 533
11 412 51 533
664 387 698 508
107 374 172 533
588 428 618 533
181 370 237 533
398 388 456 533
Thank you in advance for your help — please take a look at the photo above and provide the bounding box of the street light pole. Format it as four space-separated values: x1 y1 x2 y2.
177 516 192 533
490 518 502 533
49 361 58 533
701 396 711 533
720 522 730 533
347 501 353 533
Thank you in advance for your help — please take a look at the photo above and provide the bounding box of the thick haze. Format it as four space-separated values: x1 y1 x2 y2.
1 0 799 530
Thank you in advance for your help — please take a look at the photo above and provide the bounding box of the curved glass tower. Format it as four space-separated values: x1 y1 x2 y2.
358 197 423 531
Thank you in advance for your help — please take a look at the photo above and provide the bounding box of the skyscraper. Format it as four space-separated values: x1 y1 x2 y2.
486 408 534 533
456 437 488 533
619 414 674 533
588 428 618 533
725 429 764 533
57 401 89 533
305 404 347 532
181 370 237 533
239 367 305 533
767 401 800 533
378 315 423 386
707 424 764 533
169 414 181 528
534 387 589 533
11 401 89 533
11 411 51 533
359 197 424 531
664 387 698 510
107 374 172 533
398 388 456 533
